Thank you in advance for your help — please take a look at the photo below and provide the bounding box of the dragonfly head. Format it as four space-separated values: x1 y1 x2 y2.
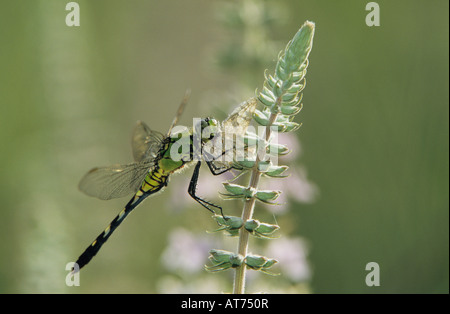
200 117 220 142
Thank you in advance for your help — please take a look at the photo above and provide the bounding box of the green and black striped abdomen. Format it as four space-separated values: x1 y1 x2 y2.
136 165 169 196
75 168 170 270
74 194 145 270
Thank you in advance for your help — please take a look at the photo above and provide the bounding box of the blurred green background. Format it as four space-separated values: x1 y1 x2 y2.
0 0 448 293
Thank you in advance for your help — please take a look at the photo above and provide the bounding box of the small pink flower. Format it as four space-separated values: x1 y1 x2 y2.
160 228 214 274
265 237 311 282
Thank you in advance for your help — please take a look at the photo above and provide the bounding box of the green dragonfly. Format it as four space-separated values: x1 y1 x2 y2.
73 94 257 271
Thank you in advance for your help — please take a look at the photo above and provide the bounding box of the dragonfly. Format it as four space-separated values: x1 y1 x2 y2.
73 93 257 271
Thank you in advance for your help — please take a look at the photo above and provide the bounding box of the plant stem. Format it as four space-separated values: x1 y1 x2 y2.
233 111 278 294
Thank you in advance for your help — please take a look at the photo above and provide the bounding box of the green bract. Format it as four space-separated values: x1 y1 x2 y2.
259 21 314 118
255 189 281 204
211 215 243 237
221 183 256 199
264 165 289 178
206 249 244 272
244 219 280 239
245 254 279 275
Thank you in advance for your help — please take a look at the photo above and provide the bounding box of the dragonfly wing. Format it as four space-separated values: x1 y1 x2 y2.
211 97 258 165
79 161 154 200
167 89 190 136
222 97 257 135
132 121 165 162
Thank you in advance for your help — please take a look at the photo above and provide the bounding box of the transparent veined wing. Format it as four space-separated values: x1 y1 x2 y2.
167 89 190 136
224 97 258 164
204 97 258 166
132 121 165 162
222 97 257 134
79 161 155 200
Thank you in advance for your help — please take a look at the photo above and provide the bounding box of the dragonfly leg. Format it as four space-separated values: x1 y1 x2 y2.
206 160 232 175
202 149 233 175
188 161 225 217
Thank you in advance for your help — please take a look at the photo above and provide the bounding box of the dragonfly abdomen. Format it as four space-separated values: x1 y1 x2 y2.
75 168 169 271
138 165 169 195
74 194 147 270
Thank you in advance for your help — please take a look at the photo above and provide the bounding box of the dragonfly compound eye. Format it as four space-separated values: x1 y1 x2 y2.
201 118 220 140
200 119 209 130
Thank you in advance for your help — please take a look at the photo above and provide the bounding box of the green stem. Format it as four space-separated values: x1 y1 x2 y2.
233 111 278 294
